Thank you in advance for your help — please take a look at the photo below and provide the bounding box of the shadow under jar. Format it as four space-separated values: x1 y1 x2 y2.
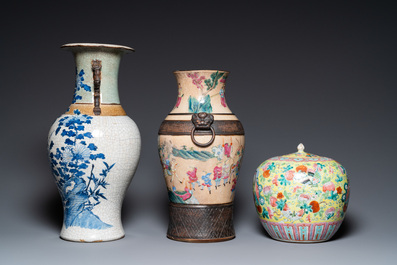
158 70 245 242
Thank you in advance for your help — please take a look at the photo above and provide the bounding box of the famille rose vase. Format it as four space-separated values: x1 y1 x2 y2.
253 144 350 243
48 43 141 242
158 70 245 242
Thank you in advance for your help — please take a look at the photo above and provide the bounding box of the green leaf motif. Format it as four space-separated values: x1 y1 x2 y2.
188 95 212 113
336 174 343 182
276 199 287 211
188 96 199 113
328 190 339 201
204 71 224 91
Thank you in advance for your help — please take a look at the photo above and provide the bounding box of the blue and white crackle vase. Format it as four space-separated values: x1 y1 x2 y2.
48 43 141 242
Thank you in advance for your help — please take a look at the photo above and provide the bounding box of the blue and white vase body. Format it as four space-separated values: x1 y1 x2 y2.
48 43 141 242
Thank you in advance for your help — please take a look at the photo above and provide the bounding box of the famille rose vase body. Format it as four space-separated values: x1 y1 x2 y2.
158 70 245 242
48 43 141 242
253 144 350 243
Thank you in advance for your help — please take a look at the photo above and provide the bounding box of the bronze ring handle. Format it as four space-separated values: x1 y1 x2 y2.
191 127 215 148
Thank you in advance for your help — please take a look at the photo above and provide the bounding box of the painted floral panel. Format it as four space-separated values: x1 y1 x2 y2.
49 110 115 230
186 71 228 113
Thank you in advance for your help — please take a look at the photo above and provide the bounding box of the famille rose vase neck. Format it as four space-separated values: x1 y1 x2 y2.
170 70 232 114
61 43 134 116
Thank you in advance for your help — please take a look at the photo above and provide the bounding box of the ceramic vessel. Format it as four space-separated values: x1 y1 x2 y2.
253 144 350 243
48 43 141 242
158 70 245 242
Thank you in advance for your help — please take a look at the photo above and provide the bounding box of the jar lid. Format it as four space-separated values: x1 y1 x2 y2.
267 143 333 163
259 143 347 187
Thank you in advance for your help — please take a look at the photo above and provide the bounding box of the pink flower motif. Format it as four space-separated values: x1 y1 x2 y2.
329 166 334 174
293 186 302 193
325 207 335 217
298 194 311 202
255 183 260 199
187 72 205 89
267 207 274 219
314 163 323 171
224 143 232 158
286 170 294 181
283 203 289 211
263 186 272 195
220 78 226 83
272 175 278 186
270 196 277 207
323 181 335 192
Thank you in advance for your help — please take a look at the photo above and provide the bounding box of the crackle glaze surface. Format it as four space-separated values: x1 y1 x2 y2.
48 43 140 242
159 135 244 204
49 114 140 242
159 70 245 205
253 145 349 242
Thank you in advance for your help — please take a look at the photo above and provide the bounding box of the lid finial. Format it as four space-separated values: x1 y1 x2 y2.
297 143 305 153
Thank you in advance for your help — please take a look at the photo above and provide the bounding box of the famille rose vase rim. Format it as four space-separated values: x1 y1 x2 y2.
173 69 230 74
61 43 135 53
267 143 336 163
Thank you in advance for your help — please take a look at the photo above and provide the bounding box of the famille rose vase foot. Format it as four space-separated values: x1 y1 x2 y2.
254 144 349 243
158 70 245 243
48 43 141 242
167 202 235 242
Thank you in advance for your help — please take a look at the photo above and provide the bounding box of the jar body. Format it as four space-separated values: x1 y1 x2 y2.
158 70 245 242
48 43 141 242
253 148 349 243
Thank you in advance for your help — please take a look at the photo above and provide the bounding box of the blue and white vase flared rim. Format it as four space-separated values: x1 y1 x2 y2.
61 43 135 53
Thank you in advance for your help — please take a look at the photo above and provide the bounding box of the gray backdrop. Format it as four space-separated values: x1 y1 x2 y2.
1 1 396 264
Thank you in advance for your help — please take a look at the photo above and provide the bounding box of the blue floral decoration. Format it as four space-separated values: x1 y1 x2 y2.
72 69 91 104
49 110 114 230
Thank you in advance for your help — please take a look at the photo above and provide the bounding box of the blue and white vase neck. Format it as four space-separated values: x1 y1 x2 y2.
62 43 134 108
